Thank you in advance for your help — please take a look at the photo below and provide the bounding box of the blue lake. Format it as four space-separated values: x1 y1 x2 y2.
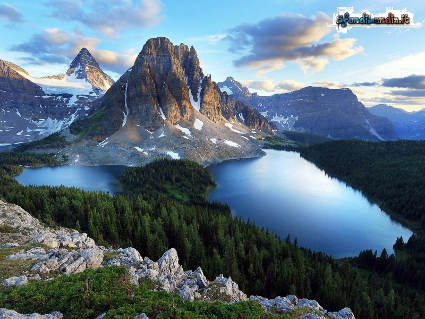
207 150 412 257
15 150 412 257
16 165 126 194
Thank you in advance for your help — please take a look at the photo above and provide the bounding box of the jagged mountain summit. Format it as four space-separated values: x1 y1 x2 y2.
62 37 272 165
369 104 425 140
219 76 252 100
218 78 397 141
0 49 114 145
66 48 114 91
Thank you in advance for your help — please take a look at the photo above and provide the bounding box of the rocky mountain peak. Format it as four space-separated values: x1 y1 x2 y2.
66 48 114 91
80 37 272 142
218 76 251 98
68 48 100 73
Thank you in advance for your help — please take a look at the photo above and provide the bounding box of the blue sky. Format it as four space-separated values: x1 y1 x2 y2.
1 0 425 110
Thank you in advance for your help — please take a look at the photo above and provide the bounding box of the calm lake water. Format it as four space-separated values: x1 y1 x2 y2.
207 150 412 257
16 165 126 194
15 150 412 257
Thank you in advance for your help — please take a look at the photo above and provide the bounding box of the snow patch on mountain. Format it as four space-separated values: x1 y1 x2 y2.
134 147 148 155
166 151 180 159
159 107 166 120
225 123 243 134
224 140 240 148
194 119 203 131
176 124 192 137
220 86 233 95
122 81 129 127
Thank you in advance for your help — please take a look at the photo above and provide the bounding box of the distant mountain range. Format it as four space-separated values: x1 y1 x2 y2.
0 48 113 145
369 104 425 140
1 37 409 164
218 77 397 141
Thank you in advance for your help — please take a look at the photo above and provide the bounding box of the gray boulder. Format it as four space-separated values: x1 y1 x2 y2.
0 308 63 318
213 274 248 302
2 275 28 287
30 232 95 249
297 298 324 312
7 248 48 261
32 247 103 275
299 315 326 319
328 308 356 319
158 248 183 276
250 295 294 311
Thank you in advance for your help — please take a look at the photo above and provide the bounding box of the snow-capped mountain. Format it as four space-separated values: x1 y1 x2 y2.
55 37 272 165
218 77 397 141
0 49 113 145
369 104 425 140
66 48 114 92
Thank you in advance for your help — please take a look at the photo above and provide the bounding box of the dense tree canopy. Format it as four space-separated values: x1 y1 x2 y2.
0 149 425 318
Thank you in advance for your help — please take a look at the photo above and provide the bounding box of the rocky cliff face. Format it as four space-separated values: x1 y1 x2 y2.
62 37 271 166
0 200 355 319
90 37 271 136
0 49 113 145
218 78 397 141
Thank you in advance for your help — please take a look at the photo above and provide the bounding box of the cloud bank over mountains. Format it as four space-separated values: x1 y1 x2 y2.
226 13 363 74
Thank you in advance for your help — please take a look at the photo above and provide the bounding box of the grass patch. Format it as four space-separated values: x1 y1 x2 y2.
0 225 18 233
0 246 37 281
0 267 298 319
14 133 69 152
69 108 105 136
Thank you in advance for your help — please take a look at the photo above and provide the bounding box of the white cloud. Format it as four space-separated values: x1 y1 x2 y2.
227 13 363 74
12 28 137 73
371 51 425 79
45 0 163 38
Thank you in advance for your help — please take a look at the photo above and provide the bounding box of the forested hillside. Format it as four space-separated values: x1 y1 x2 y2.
0 152 424 318
299 140 425 317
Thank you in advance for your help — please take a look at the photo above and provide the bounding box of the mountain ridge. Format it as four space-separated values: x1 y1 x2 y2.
369 104 425 140
218 77 397 141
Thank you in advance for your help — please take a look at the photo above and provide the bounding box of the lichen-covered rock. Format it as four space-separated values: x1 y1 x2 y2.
0 308 63 319
7 247 48 260
103 247 144 267
250 295 294 311
299 314 326 319
32 247 103 275
212 274 248 302
194 267 208 288
2 275 28 287
297 298 324 312
157 248 183 276
328 308 356 319
30 232 96 249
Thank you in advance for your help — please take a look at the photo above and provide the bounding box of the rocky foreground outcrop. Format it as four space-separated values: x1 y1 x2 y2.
0 200 355 319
